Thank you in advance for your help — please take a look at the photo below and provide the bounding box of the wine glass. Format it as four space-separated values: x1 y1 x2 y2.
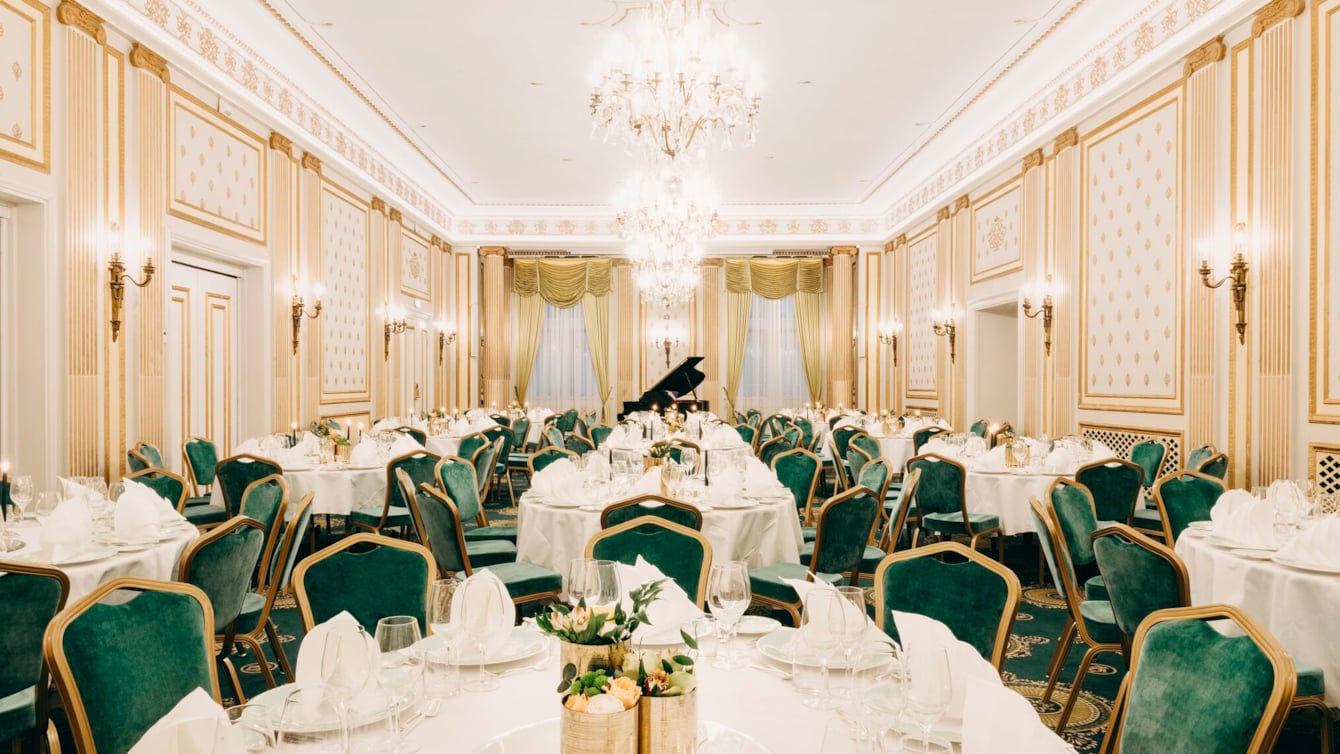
426 579 460 699
680 448 699 478
9 476 33 527
584 559 622 613
565 558 591 606
663 462 685 499
706 561 750 669
902 648 953 754
275 687 339 751
222 703 274 753
319 623 372 754
34 491 61 519
799 589 844 710
374 616 424 754
834 586 868 698
458 576 509 693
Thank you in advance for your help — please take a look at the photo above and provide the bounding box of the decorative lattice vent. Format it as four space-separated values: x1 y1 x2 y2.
1079 424 1182 478
1312 445 1340 495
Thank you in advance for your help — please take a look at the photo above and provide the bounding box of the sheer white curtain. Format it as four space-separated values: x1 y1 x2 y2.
528 302 601 410
738 294 810 415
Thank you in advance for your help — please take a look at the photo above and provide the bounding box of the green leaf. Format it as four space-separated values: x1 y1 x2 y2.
680 628 699 651
672 654 694 667
661 658 674 673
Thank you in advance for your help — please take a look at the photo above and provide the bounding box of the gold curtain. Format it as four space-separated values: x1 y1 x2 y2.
512 258 613 405
724 258 826 405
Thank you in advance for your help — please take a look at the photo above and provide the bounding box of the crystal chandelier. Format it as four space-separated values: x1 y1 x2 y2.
629 239 703 310
615 164 719 248
590 0 761 161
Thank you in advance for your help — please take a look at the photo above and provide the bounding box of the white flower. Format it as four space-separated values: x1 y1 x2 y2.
586 695 625 715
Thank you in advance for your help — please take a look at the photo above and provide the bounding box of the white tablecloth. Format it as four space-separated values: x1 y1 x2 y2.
965 470 1069 536
210 465 386 517
10 525 197 602
871 434 916 473
424 436 461 459
1176 532 1340 705
516 494 803 572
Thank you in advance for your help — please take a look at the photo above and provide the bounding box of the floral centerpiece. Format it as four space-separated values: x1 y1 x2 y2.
536 579 667 679
557 667 639 754
646 441 673 471
622 643 699 754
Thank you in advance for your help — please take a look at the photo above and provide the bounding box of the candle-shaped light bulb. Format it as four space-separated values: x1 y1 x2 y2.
1232 223 1249 259
313 283 325 303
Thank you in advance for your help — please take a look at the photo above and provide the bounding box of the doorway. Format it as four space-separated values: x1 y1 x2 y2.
165 260 240 472
971 302 1020 426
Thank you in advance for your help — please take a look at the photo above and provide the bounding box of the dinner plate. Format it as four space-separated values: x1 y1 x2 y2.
756 628 892 671
1270 555 1340 575
469 718 769 754
418 626 547 666
736 615 781 637
889 714 964 744
634 621 704 649
250 684 406 734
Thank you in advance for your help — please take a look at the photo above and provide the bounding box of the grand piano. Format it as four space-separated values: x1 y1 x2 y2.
619 356 709 419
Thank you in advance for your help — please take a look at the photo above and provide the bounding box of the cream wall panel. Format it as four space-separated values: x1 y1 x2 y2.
904 227 938 403
970 180 1022 284
1313 0 1340 424
319 179 370 404
168 88 265 243
1079 85 1184 413
0 0 48 171
400 227 430 299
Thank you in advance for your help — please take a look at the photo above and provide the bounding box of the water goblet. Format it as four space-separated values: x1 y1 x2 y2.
901 647 952 754
223 704 274 753
834 586 868 698
374 616 424 753
799 590 844 710
458 576 509 693
706 561 750 669
35 491 61 519
320 623 372 754
9 476 33 527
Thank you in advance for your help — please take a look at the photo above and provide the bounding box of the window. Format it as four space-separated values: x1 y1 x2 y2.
527 302 601 410
738 295 810 415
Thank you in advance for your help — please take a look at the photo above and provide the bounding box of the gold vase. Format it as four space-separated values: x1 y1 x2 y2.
638 693 697 754
561 701 637 754
335 443 351 464
644 456 664 472
559 641 629 679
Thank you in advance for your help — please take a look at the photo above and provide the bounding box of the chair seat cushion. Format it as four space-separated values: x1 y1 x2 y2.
464 525 519 543
1131 507 1163 531
1297 664 1327 698
235 591 266 634
800 526 817 543
1078 600 1122 646
184 504 230 527
800 542 887 575
349 506 413 530
455 561 561 600
186 495 213 507
0 686 36 742
748 563 843 605
464 539 518 568
922 511 1000 535
1083 575 1108 602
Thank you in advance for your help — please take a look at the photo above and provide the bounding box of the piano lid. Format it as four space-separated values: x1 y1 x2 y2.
644 356 705 399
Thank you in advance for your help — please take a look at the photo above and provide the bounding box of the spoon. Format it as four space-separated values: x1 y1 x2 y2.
401 697 443 735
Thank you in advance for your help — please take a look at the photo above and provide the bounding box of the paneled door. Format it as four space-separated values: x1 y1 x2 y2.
394 318 433 418
165 261 239 474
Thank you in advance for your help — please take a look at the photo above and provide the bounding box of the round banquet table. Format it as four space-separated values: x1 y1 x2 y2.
1175 531 1340 705
424 436 461 459
209 464 387 517
8 523 197 602
964 469 1068 536
871 434 916 473
515 493 803 572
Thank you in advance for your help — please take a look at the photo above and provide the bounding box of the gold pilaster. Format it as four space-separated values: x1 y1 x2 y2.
862 250 882 412
829 246 857 407
1020 146 1045 435
1185 41 1218 454
701 261 721 412
298 148 322 423
269 129 299 430
1049 130 1079 436
948 201 968 428
134 43 168 456
480 247 508 408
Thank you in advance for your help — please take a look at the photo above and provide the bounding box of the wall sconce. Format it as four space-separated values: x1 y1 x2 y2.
648 314 683 368
931 306 959 364
1199 222 1250 344
106 223 154 342
1021 276 1055 356
877 319 903 367
436 320 457 364
383 304 408 361
290 277 324 354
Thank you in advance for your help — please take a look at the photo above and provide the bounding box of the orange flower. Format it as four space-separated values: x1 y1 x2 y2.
565 694 590 713
608 676 642 710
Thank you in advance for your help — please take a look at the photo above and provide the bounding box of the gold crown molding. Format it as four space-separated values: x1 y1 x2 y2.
1184 36 1226 76
371 197 386 214
1252 0 1304 36
830 245 858 256
267 131 292 156
953 194 971 212
300 152 321 174
1054 127 1079 152
57 0 105 44
388 208 403 224
479 246 507 257
1022 148 1045 172
936 206 951 222
888 234 907 251
430 234 443 249
129 43 169 83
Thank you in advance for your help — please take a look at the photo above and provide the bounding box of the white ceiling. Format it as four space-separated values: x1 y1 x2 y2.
273 0 1073 208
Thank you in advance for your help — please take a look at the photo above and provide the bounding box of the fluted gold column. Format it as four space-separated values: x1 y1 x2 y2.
935 208 952 419
829 247 856 408
299 153 323 423
1229 39 1253 487
131 43 167 454
860 250 881 412
480 246 508 408
1185 38 1225 453
269 132 299 430
453 252 472 411
432 236 450 410
1020 151 1044 435
370 198 388 418
886 236 906 413
1254 0 1303 481
387 209 404 412
1049 128 1079 436
949 198 969 428
700 261 721 412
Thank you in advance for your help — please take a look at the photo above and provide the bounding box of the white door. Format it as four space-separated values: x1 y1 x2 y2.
395 318 432 417
165 261 240 472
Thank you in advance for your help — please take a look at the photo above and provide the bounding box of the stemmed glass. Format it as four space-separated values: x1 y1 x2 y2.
221 703 274 753
901 647 953 754
320 623 373 754
834 586 868 698
9 476 33 527
276 687 340 751
374 616 424 754
583 559 622 613
799 589 844 710
426 579 460 700
35 491 61 519
459 576 510 693
706 561 750 669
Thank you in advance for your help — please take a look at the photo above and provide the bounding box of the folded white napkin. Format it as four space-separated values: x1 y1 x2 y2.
617 557 703 642
1088 440 1117 463
743 458 780 496
347 441 383 468
130 687 234 754
115 486 165 541
1042 447 1070 474
232 437 263 456
470 417 496 433
920 439 956 458
451 570 515 655
531 459 586 506
122 479 186 524
892 610 1001 726
450 419 472 437
627 468 663 498
1276 518 1340 569
40 497 92 561
529 408 554 422
295 611 379 686
975 446 1007 472
1209 490 1275 547
961 677 1070 753
964 436 988 457
708 425 744 450
779 578 885 647
372 418 400 432
466 409 489 420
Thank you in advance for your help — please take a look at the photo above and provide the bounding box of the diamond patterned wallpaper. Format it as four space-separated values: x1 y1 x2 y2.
905 230 938 399
320 182 370 402
169 90 265 243
971 181 1022 282
1080 90 1183 412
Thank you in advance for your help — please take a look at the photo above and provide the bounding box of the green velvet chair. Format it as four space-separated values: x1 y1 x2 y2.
490 414 511 427
745 409 762 429
665 440 702 467
473 437 506 504
405 482 560 610
565 433 596 455
749 486 880 626
394 425 428 445
588 517 712 607
590 424 613 450
758 435 795 468
45 578 219 754
845 445 875 491
849 432 881 465
136 442 165 468
1152 470 1223 544
235 492 313 690
542 425 565 449
436 457 518 546
1030 496 1123 733
127 468 229 529
175 516 266 703
1075 459 1144 524
400 469 515 568
529 446 576 475
802 456 890 579
600 494 703 531
878 466 922 554
350 450 439 536
1100 605 1295 754
1194 451 1229 480
214 454 282 518
911 426 947 453
872 541 1020 670
1185 444 1214 471
761 414 790 442
830 426 861 468
182 436 219 500
237 474 290 591
906 453 1004 561
1128 440 1166 489
969 419 989 438
790 417 815 451
733 423 758 450
125 448 150 474
293 533 434 634
509 417 532 451
773 448 821 534
573 417 591 440
558 409 579 434
456 432 488 462
1047 478 1109 601
1090 525 1188 644
0 562 68 754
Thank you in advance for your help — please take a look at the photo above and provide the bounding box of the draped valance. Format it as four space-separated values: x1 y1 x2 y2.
724 258 825 299
513 258 612 308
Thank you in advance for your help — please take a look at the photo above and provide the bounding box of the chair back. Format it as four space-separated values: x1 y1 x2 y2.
1049 478 1099 568
849 432 880 462
402 475 471 576
510 417 532 450
906 454 967 517
183 437 219 489
790 417 815 450
457 432 488 461
1195 452 1229 480
556 409 579 434
45 579 218 754
387 451 442 521
761 414 789 441
1091 524 1189 638
239 474 290 589
176 517 266 638
1030 495 1116 651
1153 470 1224 543
759 435 794 467
1075 459 1143 523
530 446 577 474
490 414 511 427
733 424 758 449
772 448 820 519
565 433 596 455
1185 444 1215 470
600 494 703 531
125 449 150 473
845 445 875 488
127 468 189 512
293 533 433 634
473 438 504 499
1106 605 1295 753
745 409 762 428
482 425 512 459
136 442 165 468
215 454 282 517
588 517 713 607
809 487 881 579
542 425 565 449
272 493 315 595
912 426 947 453
969 419 989 438
829 426 859 462
590 424 613 449
573 417 591 439
394 425 428 445
855 457 892 507
880 467 922 552
1129 440 1167 487
872 541 1020 669
0 560 68 738
436 457 484 522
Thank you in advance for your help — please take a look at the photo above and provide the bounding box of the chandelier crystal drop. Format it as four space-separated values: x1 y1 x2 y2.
590 0 761 161
615 164 720 248
629 240 703 309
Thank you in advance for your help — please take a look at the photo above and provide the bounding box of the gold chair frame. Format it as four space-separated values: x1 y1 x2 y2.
1151 469 1223 544
237 474 290 593
350 450 440 536
599 493 704 530
0 560 68 754
770 447 821 526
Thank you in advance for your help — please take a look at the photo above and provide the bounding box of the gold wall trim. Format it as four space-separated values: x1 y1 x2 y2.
1253 0 1305 37
388 208 403 224
1229 38 1254 485
479 246 507 257
1053 127 1079 152
0 0 51 172
56 0 102 44
1022 149 1044 171
167 85 267 244
969 175 1025 284
300 152 322 174
935 206 951 222
128 42 168 83
267 131 292 156
903 222 939 404
953 194 971 212
1311 0 1340 423
1183 36 1226 77
371 196 386 214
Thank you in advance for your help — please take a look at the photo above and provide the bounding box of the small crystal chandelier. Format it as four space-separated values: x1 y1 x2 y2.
629 239 703 309
590 0 761 161
615 164 719 248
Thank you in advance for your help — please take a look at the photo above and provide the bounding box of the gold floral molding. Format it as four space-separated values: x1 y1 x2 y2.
129 43 169 83
388 208 403 224
953 195 970 212
1184 36 1226 76
479 246 507 257
300 152 322 174
830 245 858 256
268 131 293 156
886 234 907 252
1022 148 1044 171
1054 127 1079 151
57 0 105 44
1252 0 1304 37
936 207 951 222
371 197 386 214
